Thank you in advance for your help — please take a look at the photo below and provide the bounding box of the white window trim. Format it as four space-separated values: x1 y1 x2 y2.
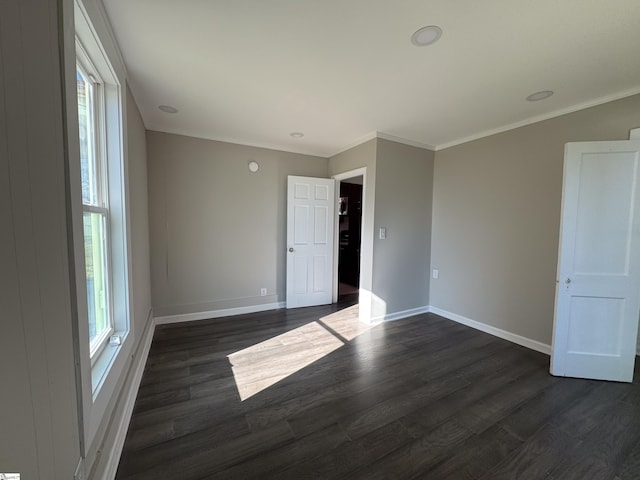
85 208 114 365
71 0 134 452
77 56 117 364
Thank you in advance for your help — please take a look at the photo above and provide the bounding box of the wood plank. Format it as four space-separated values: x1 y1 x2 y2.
498 376 594 441
117 421 293 480
423 424 523 480
117 416 251 477
548 401 640 480
270 420 414 480
479 423 574 479
615 437 640 480
206 423 348 480
454 368 558 434
348 420 472 479
339 374 469 440
549 381 633 439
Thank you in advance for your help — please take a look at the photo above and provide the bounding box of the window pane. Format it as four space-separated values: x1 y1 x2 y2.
83 211 110 348
77 68 98 206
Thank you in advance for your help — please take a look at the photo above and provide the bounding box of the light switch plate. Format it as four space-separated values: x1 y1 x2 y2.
379 227 386 239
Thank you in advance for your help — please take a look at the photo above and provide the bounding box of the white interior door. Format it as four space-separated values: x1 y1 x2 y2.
551 140 640 382
286 176 335 309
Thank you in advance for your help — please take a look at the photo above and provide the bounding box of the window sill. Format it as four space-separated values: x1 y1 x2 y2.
91 332 126 398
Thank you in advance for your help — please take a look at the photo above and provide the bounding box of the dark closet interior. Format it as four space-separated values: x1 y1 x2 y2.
338 179 363 297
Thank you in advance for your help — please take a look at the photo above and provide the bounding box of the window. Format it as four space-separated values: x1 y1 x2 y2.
76 62 113 360
74 0 133 449
75 25 130 396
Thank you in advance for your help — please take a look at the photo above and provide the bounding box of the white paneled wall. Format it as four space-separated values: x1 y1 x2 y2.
0 0 81 477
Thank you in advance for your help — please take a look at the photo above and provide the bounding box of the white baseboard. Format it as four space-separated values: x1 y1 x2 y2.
154 301 286 325
100 309 155 480
370 305 430 323
428 306 552 356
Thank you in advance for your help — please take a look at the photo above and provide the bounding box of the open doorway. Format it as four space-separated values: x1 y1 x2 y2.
337 175 363 301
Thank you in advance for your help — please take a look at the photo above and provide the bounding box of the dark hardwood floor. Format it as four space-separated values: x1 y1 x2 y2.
116 298 640 480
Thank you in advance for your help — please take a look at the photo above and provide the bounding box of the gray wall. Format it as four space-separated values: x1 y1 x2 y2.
329 138 435 319
0 0 80 476
127 85 152 335
374 139 434 314
329 139 377 298
149 134 436 321
430 94 640 346
147 131 328 317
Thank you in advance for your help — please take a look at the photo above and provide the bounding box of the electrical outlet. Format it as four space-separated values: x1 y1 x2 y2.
260 288 267 296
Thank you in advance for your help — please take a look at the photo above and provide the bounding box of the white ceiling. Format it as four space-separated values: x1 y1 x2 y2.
102 0 640 157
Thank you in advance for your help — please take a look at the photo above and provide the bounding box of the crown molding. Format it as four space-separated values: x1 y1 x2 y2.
329 131 436 158
328 132 379 157
376 132 436 151
145 124 329 158
435 87 640 151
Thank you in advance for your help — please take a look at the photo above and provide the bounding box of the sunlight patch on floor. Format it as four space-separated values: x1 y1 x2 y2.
228 321 343 400
228 304 371 401
319 304 370 341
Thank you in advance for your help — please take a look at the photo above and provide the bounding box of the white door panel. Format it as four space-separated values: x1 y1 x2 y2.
287 176 335 308
551 140 640 382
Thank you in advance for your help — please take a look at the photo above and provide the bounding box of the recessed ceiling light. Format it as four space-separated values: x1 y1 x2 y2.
158 104 178 113
411 26 443 47
526 91 554 102
290 132 304 138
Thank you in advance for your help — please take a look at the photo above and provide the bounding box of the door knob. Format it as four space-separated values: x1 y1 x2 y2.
288 247 295 253
565 278 571 284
